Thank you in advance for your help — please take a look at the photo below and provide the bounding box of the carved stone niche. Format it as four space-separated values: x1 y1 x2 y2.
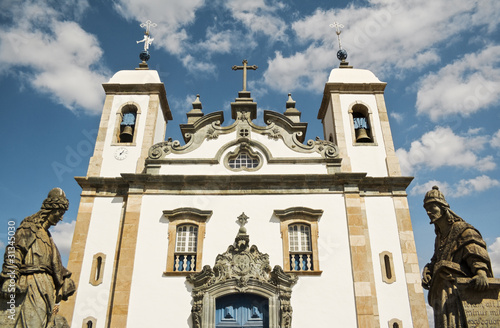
186 232 297 328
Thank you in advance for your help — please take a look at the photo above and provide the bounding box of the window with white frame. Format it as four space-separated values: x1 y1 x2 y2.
275 207 323 274
163 208 212 276
288 224 313 271
228 152 259 169
174 224 198 272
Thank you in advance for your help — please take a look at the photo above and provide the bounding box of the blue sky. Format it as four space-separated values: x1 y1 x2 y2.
1 0 499 323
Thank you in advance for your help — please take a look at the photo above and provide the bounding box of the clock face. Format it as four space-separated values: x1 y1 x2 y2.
114 147 128 160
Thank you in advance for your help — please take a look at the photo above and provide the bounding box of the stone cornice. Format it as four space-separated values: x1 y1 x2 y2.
317 82 387 120
102 82 173 120
75 174 413 195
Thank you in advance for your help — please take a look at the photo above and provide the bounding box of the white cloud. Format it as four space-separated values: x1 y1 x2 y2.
113 0 204 55
427 303 435 328
489 237 500 277
223 0 287 42
50 220 76 260
411 176 500 198
264 0 500 92
416 45 500 121
453 175 500 197
390 112 404 123
491 129 500 149
410 180 450 198
396 126 496 175
0 1 109 114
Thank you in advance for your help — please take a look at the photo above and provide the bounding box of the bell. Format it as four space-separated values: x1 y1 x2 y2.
355 128 372 143
120 125 134 143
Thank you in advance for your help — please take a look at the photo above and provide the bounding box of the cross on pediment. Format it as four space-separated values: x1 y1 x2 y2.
232 60 258 91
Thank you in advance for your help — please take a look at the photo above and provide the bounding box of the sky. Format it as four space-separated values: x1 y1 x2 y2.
1 0 499 325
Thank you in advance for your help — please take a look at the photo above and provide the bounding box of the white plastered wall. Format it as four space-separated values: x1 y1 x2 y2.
127 193 357 327
339 94 388 177
364 196 413 327
70 197 124 328
154 104 166 144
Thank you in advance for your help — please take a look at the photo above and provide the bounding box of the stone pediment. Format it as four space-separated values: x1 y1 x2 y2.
146 92 339 165
187 236 297 293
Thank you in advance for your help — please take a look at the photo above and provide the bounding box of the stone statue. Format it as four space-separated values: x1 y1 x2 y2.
0 188 75 328
421 186 494 328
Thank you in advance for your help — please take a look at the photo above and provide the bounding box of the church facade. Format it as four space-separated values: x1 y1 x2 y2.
60 61 429 327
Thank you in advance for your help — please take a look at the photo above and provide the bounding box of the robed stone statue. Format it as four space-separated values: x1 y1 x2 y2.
0 188 75 328
421 186 495 328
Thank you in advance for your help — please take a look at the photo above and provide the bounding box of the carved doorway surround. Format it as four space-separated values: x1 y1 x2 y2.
187 218 297 328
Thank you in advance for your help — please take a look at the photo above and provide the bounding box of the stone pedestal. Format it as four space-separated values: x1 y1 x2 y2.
455 278 500 327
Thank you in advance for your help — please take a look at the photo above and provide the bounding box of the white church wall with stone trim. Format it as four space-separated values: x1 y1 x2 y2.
153 101 167 144
365 196 414 327
70 197 124 328
321 101 336 142
339 94 388 177
125 193 358 327
100 94 151 177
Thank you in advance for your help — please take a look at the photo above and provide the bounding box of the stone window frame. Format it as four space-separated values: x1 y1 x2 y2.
82 316 97 328
348 101 378 146
388 318 403 328
112 102 141 145
380 251 396 284
274 207 323 275
223 142 264 172
163 208 212 276
89 252 106 286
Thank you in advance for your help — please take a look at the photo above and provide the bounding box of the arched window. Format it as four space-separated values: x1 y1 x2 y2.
380 251 396 284
224 142 263 172
89 253 105 286
82 317 96 328
118 105 137 143
228 152 259 169
349 103 375 144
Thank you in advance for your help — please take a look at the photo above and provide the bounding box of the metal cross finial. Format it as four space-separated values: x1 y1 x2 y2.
137 20 157 51
140 20 157 36
232 60 258 91
329 21 344 50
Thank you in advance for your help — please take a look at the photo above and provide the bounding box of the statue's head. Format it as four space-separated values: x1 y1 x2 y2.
41 188 69 227
423 186 449 224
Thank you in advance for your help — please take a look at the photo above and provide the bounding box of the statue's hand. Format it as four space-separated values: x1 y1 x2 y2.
422 266 432 290
471 270 489 291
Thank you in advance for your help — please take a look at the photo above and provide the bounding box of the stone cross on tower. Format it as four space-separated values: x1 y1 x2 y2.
232 60 258 91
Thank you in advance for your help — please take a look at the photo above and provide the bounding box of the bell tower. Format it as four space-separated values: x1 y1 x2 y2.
318 23 400 177
86 68 172 177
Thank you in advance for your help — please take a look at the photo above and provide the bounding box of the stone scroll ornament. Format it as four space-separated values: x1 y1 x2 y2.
0 188 75 328
421 186 499 328
187 213 297 328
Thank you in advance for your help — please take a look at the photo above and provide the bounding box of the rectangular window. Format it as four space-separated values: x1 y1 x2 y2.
163 208 212 276
275 207 323 275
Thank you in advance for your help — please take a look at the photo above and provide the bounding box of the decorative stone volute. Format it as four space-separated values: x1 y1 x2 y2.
186 214 297 328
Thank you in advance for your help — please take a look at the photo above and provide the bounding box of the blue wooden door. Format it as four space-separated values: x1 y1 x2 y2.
215 293 269 328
